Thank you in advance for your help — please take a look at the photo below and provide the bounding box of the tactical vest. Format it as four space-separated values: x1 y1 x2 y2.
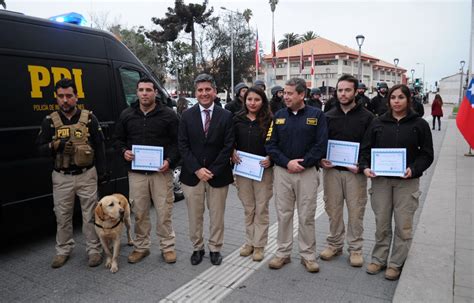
50 110 94 169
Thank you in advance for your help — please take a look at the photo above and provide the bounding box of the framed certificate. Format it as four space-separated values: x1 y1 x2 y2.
233 150 265 182
131 145 164 171
326 139 360 168
371 148 406 177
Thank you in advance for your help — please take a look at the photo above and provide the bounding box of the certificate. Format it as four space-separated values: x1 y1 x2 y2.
233 150 265 182
326 139 360 168
131 145 164 171
371 148 406 177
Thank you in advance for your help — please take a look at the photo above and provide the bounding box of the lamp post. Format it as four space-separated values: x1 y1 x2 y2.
221 7 239 96
325 67 330 101
416 62 425 93
393 58 399 84
356 35 365 82
459 60 466 105
410 69 415 86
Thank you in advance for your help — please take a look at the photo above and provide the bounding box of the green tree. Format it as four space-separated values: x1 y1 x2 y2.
110 25 168 83
147 0 218 76
242 9 252 27
205 13 254 98
167 41 194 94
1 0 6 9
278 32 300 50
301 30 318 42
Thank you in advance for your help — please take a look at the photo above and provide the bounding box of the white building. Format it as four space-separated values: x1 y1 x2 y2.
438 72 468 104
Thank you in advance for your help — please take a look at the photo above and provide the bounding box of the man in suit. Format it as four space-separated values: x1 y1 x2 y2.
178 73 234 266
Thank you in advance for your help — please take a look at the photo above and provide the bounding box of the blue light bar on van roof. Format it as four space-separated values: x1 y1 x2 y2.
49 12 87 26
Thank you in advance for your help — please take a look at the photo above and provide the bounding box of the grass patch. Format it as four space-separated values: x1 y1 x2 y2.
452 106 459 114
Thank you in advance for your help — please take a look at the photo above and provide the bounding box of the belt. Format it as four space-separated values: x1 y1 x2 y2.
54 166 93 175
334 166 349 171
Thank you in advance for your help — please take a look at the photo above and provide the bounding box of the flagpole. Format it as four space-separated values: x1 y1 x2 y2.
311 48 315 88
465 0 474 156
272 12 276 86
256 29 259 80
287 36 290 80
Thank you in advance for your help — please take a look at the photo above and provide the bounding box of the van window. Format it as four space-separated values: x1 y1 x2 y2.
119 68 141 106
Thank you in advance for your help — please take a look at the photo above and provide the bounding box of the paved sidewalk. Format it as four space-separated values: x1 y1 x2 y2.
394 119 474 303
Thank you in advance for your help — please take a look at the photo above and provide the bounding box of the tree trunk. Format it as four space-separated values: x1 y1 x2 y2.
191 23 197 79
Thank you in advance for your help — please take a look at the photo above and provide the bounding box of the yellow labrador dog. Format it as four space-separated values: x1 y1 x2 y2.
94 194 133 273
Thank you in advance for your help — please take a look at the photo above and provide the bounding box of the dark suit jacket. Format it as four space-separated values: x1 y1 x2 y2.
178 104 234 187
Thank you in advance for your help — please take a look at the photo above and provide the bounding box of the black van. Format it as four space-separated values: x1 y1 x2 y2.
0 10 183 237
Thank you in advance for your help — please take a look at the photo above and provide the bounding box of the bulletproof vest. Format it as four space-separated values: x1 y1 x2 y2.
50 110 94 169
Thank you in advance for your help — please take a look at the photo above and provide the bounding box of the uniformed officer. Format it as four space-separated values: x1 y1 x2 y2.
356 83 371 110
265 77 328 273
36 78 106 269
307 88 323 110
370 82 389 116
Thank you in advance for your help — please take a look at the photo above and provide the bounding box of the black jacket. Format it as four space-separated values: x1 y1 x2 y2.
325 102 374 152
270 96 285 114
359 110 433 178
36 109 106 176
324 97 338 113
307 98 323 110
370 93 388 116
233 113 271 157
412 97 425 117
113 101 180 170
265 106 328 169
356 93 371 110
178 104 234 187
225 97 244 116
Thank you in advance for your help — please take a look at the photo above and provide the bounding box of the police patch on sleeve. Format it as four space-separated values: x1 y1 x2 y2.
306 118 318 125
275 118 286 125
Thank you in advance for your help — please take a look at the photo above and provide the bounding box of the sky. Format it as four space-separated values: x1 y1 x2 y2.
6 0 471 90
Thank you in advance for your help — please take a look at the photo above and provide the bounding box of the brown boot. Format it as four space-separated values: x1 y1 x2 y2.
319 246 343 261
88 253 103 267
268 256 291 269
385 267 401 280
51 255 69 268
301 258 320 273
349 251 364 267
366 262 386 275
252 247 264 262
240 244 254 257
162 250 177 264
127 250 150 264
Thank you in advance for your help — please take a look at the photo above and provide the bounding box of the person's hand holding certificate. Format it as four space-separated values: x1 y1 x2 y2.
326 139 360 169
370 148 406 177
131 145 164 171
233 150 266 182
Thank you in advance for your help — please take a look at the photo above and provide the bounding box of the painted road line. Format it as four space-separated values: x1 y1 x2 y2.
160 194 325 303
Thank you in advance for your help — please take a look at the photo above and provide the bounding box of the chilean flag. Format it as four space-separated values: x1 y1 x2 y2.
456 77 474 148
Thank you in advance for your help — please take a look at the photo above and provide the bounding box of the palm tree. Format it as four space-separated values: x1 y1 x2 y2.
242 9 252 27
1 0 6 9
278 32 300 50
301 31 318 42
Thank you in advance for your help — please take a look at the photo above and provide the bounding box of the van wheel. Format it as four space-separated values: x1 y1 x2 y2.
173 167 184 202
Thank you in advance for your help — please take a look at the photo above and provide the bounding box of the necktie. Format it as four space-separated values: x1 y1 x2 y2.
203 109 211 137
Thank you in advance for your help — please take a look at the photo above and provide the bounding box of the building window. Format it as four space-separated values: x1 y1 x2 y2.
315 60 337 66
276 75 283 80
343 60 351 66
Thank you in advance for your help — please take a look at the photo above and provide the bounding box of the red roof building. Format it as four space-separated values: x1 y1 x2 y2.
262 36 407 93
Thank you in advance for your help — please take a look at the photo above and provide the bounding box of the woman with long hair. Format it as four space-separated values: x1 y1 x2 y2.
431 94 443 130
359 84 434 280
232 86 273 262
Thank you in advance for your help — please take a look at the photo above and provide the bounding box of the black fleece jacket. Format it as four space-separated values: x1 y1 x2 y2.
359 110 433 178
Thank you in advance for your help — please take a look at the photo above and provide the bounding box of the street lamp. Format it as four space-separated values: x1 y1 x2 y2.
356 35 365 82
410 69 415 85
221 6 239 96
459 60 466 105
393 58 399 84
325 67 330 101
416 62 425 93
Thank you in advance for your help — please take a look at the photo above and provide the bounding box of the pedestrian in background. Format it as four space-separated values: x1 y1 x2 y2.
410 88 425 118
370 82 389 116
232 87 273 262
36 78 106 269
360 84 433 281
179 73 234 266
307 88 323 109
176 97 189 119
114 77 180 265
431 94 443 130
265 78 328 273
269 85 285 114
319 75 374 267
225 82 248 116
355 83 371 110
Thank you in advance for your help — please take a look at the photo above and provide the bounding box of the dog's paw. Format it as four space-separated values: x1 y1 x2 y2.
110 262 118 273
127 240 134 246
105 258 112 269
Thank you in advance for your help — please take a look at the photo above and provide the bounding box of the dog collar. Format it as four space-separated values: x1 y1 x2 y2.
94 217 123 230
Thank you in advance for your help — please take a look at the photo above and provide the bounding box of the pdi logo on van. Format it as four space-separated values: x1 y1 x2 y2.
56 127 70 139
74 129 84 139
